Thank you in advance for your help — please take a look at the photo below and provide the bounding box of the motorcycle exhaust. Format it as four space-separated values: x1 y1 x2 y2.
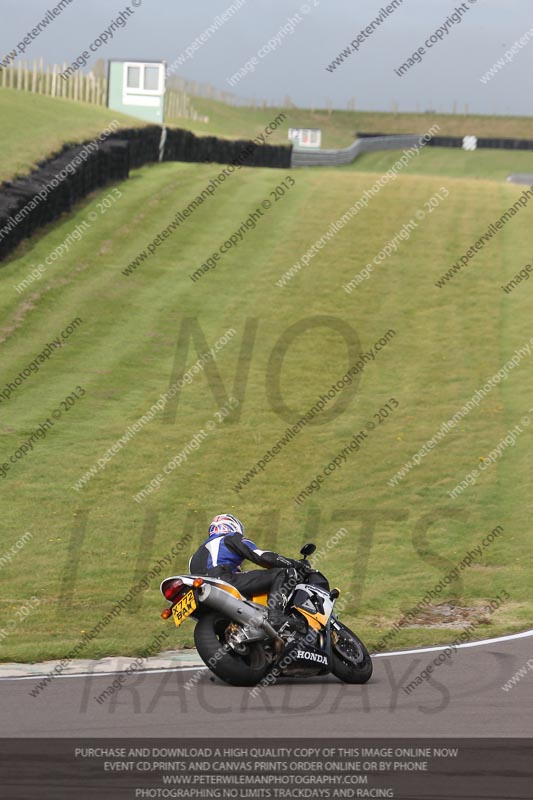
200 584 283 644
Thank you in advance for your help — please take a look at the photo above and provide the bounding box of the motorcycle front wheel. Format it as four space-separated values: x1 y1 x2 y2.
331 621 373 684
194 612 270 686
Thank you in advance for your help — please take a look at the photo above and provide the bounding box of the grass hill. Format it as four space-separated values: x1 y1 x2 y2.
348 147 533 181
0 88 145 183
169 95 533 148
1 158 531 662
0 90 531 663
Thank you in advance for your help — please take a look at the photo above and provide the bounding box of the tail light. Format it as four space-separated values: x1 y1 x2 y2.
163 579 185 601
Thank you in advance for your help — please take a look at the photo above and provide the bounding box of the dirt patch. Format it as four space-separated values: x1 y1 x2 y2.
402 602 491 629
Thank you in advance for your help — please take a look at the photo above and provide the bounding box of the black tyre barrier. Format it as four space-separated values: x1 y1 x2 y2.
474 137 533 151
0 125 292 263
0 141 128 261
160 127 292 169
425 135 465 148
108 125 162 168
357 132 533 150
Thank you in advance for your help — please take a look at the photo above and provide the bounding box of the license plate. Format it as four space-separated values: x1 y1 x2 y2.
172 590 196 627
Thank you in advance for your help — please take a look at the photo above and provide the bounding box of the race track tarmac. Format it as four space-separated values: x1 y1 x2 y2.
1 632 531 737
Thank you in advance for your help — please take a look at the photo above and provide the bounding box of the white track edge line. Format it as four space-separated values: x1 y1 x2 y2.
371 628 533 657
0 666 206 682
1 629 532 682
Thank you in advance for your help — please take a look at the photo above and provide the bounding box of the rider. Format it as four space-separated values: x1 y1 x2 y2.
189 514 305 627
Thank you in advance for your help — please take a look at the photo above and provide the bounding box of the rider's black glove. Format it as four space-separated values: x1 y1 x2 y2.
288 558 305 568
296 559 313 575
278 556 305 570
278 556 313 575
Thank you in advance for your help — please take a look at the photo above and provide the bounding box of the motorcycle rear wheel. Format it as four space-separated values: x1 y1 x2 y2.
194 612 270 686
331 621 373 684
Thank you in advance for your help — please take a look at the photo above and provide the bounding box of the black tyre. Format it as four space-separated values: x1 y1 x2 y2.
331 622 373 684
194 612 269 687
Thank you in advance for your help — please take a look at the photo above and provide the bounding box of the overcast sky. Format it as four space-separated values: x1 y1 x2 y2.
2 0 532 115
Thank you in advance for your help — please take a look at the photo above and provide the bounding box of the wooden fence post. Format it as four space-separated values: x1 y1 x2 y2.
62 62 67 97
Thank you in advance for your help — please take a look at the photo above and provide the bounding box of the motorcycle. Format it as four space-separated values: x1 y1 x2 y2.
159 543 373 687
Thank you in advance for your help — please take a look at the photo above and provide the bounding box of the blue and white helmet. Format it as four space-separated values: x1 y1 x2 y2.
208 513 244 537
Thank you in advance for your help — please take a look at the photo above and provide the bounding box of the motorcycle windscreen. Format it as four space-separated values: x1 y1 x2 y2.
291 586 334 630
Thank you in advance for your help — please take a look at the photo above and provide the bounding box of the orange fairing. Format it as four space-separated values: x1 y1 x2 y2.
219 584 242 600
294 606 328 631
252 593 268 606
207 580 243 600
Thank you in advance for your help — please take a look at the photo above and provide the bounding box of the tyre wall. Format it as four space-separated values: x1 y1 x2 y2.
0 126 292 262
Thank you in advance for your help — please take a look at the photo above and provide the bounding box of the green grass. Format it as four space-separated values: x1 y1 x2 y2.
0 88 146 183
0 161 532 663
347 147 533 181
171 96 533 148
